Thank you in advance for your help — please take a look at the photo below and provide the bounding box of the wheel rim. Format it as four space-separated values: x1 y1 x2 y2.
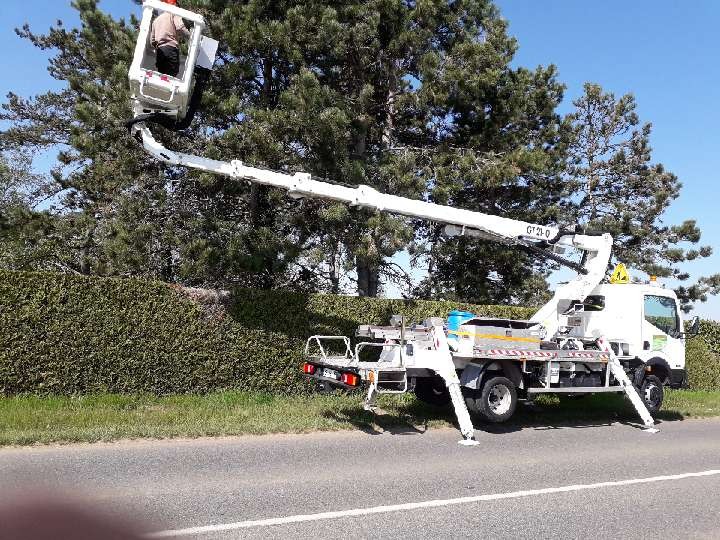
644 383 661 406
488 384 512 415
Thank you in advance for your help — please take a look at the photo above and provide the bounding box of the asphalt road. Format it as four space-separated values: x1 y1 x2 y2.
2 418 720 539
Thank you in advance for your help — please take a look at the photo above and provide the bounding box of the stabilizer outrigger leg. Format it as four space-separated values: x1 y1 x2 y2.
361 322 478 445
363 382 378 412
431 325 479 446
597 337 659 433
446 379 480 446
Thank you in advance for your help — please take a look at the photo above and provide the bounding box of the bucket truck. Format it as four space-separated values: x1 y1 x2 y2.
128 0 697 444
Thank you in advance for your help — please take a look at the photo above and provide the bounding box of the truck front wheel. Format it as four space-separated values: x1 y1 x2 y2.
471 376 518 423
640 374 664 414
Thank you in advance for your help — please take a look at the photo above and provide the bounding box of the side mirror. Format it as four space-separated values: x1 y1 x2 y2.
685 316 700 337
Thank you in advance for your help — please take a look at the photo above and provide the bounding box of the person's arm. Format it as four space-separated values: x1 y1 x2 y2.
174 15 191 40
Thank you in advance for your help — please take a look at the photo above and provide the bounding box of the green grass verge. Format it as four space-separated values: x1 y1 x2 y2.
1 390 719 447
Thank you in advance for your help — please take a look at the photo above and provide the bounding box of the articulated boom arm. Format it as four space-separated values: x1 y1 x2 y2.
134 125 613 339
138 127 554 244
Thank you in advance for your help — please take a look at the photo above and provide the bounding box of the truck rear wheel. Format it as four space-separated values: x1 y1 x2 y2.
471 376 517 423
414 377 451 407
640 374 664 414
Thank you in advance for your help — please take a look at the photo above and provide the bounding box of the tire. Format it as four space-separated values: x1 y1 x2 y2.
462 386 481 414
473 376 518 423
640 374 664 414
414 377 451 407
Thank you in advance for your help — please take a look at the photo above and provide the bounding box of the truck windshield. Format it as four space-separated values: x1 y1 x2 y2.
644 295 679 336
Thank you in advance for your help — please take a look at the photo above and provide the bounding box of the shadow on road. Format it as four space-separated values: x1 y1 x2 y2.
322 408 430 436
321 393 687 438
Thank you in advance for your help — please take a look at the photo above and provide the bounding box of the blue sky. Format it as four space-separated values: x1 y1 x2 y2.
495 0 720 318
2 1 719 317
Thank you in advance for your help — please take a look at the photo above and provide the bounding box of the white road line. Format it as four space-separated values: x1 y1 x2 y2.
147 469 720 538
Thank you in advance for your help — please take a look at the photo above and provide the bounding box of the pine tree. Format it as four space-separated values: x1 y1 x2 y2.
184 0 556 296
1 1 161 277
565 83 720 311
408 9 569 305
4 1 716 312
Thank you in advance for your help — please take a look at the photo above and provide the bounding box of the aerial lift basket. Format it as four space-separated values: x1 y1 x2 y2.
128 0 218 121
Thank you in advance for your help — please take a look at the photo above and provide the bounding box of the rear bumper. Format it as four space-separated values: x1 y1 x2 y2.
302 361 363 390
668 368 688 389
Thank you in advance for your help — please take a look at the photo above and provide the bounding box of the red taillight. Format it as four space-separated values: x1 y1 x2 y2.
341 372 359 386
302 362 316 375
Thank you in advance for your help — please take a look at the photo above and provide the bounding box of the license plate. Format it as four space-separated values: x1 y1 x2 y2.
321 368 339 380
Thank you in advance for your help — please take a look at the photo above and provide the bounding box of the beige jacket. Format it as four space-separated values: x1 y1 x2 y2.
151 13 190 49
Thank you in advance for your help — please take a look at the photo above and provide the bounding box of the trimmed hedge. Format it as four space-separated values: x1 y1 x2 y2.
686 321 720 391
1 271 718 395
0 271 531 395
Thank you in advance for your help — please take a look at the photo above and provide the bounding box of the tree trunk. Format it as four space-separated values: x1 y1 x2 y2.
357 255 379 297
381 60 398 150
160 241 173 282
79 221 96 275
244 56 275 290
250 57 275 229
329 241 341 294
350 114 382 296
423 226 442 299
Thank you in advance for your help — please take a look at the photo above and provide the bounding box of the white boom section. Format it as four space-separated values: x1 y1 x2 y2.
137 126 558 242
530 237 612 338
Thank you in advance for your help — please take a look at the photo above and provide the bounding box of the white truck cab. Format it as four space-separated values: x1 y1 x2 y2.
566 282 688 390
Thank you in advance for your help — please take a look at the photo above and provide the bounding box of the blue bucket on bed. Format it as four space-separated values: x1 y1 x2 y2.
447 310 476 340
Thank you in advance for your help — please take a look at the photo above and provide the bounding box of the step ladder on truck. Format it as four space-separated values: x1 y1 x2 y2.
127 0 699 445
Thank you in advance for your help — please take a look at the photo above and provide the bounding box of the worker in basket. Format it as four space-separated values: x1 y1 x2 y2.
151 0 190 77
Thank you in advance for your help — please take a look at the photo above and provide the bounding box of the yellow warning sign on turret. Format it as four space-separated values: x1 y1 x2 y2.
610 263 630 284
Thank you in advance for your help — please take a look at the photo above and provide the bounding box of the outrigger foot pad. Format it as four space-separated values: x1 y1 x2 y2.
643 427 660 434
458 438 480 446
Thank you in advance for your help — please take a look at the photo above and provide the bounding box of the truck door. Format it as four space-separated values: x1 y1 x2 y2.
642 294 685 370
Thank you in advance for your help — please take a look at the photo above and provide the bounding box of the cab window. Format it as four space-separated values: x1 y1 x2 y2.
644 295 679 336
583 295 605 312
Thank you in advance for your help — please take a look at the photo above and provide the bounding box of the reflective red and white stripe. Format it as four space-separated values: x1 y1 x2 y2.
475 348 609 360
566 351 609 359
476 349 557 358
